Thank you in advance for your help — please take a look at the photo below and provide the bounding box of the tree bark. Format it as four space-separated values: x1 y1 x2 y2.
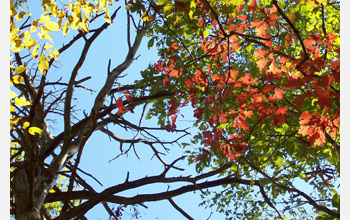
12 168 41 220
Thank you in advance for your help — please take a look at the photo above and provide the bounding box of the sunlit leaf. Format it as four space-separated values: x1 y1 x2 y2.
45 21 60 31
15 97 31 106
14 65 26 74
22 122 30 129
29 127 43 135
38 54 49 74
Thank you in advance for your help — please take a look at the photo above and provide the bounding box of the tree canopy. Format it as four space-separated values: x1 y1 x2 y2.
10 0 340 219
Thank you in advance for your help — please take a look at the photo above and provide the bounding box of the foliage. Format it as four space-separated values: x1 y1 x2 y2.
137 0 340 218
10 0 340 219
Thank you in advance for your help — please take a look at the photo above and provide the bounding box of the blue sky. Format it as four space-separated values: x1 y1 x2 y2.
12 1 227 219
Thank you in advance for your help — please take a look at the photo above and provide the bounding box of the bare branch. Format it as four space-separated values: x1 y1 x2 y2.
168 198 194 220
242 157 340 218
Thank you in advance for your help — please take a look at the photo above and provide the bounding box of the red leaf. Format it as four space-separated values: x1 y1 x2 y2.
238 73 254 85
243 110 254 118
239 119 250 131
112 97 127 115
278 57 290 63
238 15 247 22
249 0 257 13
184 77 193 89
253 49 269 59
275 106 288 115
163 77 170 87
256 57 269 71
166 42 179 56
251 93 265 104
314 90 333 111
123 91 133 102
333 117 340 128
168 97 179 115
211 74 224 83
268 61 281 75
228 69 239 80
274 87 284 99
299 111 312 125
194 108 204 118
168 68 182 77
272 115 286 127
263 85 275 93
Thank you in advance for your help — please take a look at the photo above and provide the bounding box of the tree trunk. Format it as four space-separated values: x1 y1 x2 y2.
12 167 42 220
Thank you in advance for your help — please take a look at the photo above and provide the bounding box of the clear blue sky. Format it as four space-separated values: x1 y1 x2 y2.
18 2 227 219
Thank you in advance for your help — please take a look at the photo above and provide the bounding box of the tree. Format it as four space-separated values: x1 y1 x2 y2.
10 0 340 219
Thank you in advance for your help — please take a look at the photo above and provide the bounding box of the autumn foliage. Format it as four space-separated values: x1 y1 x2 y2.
10 0 340 219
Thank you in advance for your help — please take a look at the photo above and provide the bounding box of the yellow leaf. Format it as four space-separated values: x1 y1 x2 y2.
73 5 82 19
82 4 93 16
24 30 31 39
10 117 20 128
15 11 26 21
10 2 17 17
23 39 36 50
38 14 51 23
49 1 58 15
46 21 60 31
10 91 17 99
32 44 40 59
11 39 25 53
15 97 31 106
38 55 49 74
10 104 15 112
79 13 90 33
38 30 53 43
316 0 327 5
104 14 111 24
31 20 38 32
307 0 319 8
62 21 70 37
203 30 209 37
14 65 26 74
50 49 60 61
29 127 43 135
57 10 65 28
22 122 30 129
44 44 54 50
12 76 24 84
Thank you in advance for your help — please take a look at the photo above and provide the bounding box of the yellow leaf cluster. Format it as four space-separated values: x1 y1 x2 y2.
38 54 49 74
10 0 113 138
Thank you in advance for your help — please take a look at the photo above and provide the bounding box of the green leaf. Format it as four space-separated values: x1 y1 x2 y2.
259 178 269 187
148 37 155 49
217 122 229 129
275 156 284 168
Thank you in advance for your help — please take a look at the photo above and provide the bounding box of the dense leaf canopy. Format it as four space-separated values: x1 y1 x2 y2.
10 0 340 219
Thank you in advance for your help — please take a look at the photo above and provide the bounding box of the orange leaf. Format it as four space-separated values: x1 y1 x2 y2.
112 98 127 115
285 33 291 48
274 87 284 99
